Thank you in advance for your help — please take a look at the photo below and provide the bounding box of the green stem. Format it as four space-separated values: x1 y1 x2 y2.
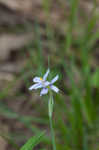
49 116 56 150
48 93 56 150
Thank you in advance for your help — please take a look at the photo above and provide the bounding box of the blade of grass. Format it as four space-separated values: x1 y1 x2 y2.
20 131 45 150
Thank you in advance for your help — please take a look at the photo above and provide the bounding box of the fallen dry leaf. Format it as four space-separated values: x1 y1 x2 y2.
0 124 9 150
0 33 33 60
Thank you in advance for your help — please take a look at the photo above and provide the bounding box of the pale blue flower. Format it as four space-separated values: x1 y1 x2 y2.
29 68 59 96
29 69 50 91
40 75 59 96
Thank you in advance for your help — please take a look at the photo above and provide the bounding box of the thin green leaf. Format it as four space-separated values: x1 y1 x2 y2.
20 131 45 150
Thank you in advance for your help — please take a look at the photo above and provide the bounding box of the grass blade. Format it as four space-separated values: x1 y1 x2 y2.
20 131 45 150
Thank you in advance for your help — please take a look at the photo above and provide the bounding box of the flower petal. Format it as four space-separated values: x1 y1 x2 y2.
40 88 48 96
34 83 43 89
50 85 59 93
51 75 59 84
33 77 41 83
44 81 50 87
43 68 50 81
29 83 40 90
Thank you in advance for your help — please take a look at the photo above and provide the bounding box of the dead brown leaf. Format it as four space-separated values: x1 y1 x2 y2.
0 124 8 150
0 33 33 60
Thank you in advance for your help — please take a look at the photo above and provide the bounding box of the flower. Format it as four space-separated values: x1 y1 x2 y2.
29 69 50 91
40 75 59 96
29 68 59 96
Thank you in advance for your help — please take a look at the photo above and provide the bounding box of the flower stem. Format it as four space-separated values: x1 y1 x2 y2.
48 93 56 150
49 115 56 150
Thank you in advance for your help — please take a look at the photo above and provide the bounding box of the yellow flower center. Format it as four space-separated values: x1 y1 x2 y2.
47 85 50 88
40 77 43 81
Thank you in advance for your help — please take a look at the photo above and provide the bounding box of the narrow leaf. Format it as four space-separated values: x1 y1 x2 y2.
20 131 45 150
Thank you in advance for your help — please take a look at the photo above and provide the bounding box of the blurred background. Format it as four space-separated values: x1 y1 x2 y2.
0 0 99 150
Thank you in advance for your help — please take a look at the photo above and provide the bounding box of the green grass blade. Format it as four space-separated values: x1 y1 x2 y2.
20 131 45 150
